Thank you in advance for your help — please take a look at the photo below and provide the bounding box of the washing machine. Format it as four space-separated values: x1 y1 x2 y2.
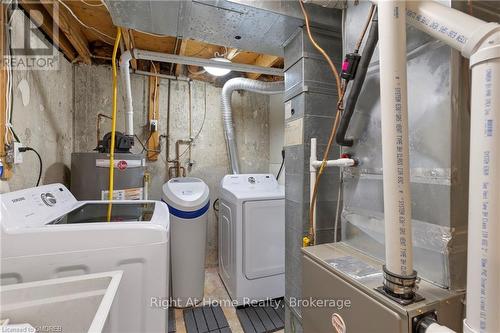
218 174 285 306
0 184 169 333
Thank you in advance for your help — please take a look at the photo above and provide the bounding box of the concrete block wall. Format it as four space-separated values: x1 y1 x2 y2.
283 26 343 332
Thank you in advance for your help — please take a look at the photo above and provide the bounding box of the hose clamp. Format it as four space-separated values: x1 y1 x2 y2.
382 265 419 300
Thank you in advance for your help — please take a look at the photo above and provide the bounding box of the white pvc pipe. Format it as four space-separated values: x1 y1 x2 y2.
377 0 500 330
425 323 456 333
405 1 500 58
119 51 134 136
463 34 500 333
377 0 413 277
310 138 318 240
311 159 355 168
221 78 284 174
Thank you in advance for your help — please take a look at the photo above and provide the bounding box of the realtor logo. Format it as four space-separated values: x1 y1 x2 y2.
5 4 60 71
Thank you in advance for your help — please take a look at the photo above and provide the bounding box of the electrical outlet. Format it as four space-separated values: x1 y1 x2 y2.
150 119 158 132
13 142 23 164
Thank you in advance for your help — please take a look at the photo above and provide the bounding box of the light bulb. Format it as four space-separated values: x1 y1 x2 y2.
204 58 232 76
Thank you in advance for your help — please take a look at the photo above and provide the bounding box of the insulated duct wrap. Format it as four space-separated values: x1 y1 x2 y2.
221 78 284 174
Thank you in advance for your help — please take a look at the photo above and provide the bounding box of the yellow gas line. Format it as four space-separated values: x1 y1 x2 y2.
107 27 122 222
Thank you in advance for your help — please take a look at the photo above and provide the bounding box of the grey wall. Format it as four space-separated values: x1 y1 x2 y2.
73 64 273 266
4 10 74 192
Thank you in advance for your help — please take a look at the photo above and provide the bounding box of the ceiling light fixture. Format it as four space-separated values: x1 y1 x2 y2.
204 58 232 77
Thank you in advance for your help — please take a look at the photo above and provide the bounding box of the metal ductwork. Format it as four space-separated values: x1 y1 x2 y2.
221 78 284 174
104 0 342 57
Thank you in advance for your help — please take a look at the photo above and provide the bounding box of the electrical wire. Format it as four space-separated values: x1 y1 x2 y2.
56 0 115 44
19 147 42 187
276 148 285 180
106 27 121 222
81 0 105 7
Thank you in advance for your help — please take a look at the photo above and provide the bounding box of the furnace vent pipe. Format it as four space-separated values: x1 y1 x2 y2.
373 0 500 331
377 0 415 295
119 50 134 137
221 78 284 174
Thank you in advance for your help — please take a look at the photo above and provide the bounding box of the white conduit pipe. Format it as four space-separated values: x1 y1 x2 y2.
221 78 284 174
119 50 134 136
377 0 414 277
381 1 500 331
425 323 456 333
310 138 355 241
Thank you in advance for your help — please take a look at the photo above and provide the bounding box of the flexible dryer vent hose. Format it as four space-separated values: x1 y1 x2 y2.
221 78 284 174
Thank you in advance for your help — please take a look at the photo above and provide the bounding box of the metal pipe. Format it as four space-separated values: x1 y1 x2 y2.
133 69 191 81
377 0 415 291
221 78 284 174
175 139 192 177
96 113 112 146
336 11 378 147
134 49 284 77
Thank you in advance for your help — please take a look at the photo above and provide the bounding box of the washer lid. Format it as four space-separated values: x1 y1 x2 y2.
162 177 210 211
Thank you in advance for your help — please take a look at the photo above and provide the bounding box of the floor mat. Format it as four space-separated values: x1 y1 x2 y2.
235 300 285 333
183 305 232 333
168 307 176 333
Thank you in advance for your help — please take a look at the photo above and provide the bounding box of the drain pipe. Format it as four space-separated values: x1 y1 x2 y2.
381 0 500 331
221 78 284 174
119 51 134 137
376 0 417 301
310 138 356 241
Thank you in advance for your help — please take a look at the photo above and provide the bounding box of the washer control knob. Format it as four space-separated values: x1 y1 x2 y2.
41 192 57 206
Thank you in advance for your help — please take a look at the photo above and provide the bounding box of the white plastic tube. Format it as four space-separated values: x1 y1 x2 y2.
463 33 500 333
425 323 456 333
377 0 413 277
309 138 355 242
119 51 134 136
310 138 318 239
311 159 355 168
221 78 284 174
405 1 500 58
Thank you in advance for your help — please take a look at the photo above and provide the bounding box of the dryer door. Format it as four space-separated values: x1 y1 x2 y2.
243 199 285 280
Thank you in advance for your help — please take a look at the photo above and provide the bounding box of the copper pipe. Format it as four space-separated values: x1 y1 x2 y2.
96 113 112 146
174 139 192 177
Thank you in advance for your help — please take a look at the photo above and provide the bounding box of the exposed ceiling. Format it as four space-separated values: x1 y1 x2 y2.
18 0 288 82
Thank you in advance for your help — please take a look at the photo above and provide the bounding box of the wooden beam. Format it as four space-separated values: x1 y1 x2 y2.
174 39 188 76
121 28 137 70
19 1 77 62
0 4 12 179
226 48 239 61
42 0 91 64
147 63 160 161
247 54 281 80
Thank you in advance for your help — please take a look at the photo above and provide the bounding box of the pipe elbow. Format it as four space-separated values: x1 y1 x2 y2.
470 29 500 67
119 50 133 67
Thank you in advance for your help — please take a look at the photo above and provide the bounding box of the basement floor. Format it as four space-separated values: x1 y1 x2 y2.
174 268 285 333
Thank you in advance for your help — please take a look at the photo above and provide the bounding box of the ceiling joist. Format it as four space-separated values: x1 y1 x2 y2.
41 0 91 64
